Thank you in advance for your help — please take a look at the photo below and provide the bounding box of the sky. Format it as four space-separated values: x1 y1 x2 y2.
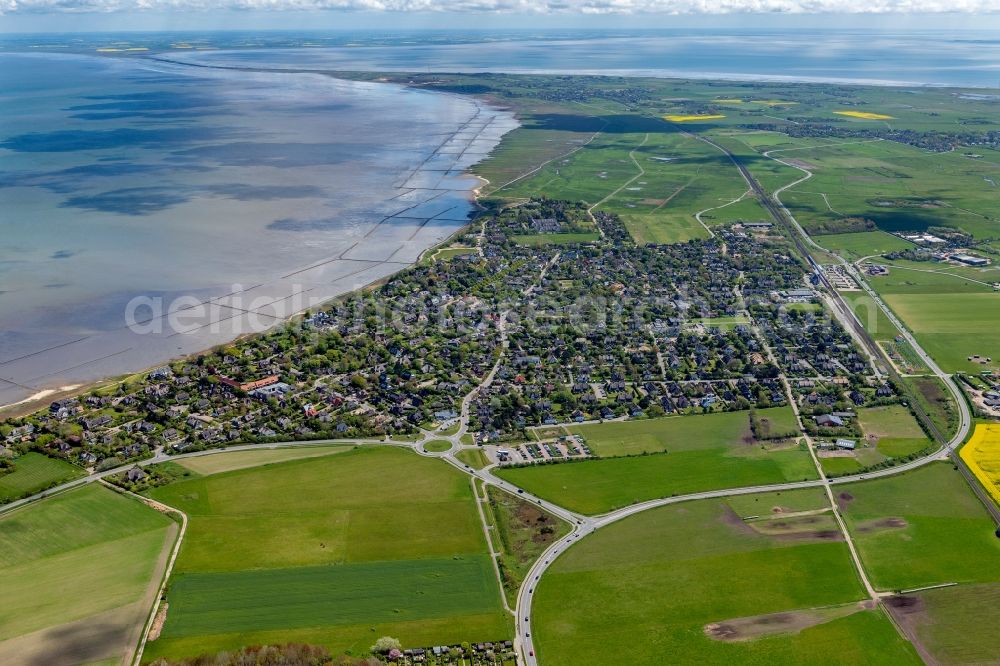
0 0 998 32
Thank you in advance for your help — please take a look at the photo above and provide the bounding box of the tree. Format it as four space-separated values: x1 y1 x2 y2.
370 636 401 655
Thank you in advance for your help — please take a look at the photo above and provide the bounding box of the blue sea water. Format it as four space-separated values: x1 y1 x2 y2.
0 51 515 405
157 29 1000 88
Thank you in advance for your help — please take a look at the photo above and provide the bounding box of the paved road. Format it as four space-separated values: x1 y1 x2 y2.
761 147 1000 524
2 138 986 665
763 147 972 450
510 136 981 666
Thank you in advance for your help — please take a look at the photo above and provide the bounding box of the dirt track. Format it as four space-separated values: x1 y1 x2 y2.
121 521 179 666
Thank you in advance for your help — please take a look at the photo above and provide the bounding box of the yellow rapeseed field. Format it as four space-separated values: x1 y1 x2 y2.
663 114 726 122
834 110 895 120
961 423 1000 505
714 99 744 104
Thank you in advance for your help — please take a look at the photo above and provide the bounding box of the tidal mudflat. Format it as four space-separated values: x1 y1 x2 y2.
0 52 517 407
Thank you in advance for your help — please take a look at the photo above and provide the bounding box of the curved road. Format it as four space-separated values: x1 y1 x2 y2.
0 139 984 666
510 135 978 665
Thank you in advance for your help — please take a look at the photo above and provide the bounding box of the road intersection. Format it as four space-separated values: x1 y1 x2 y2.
0 145 986 665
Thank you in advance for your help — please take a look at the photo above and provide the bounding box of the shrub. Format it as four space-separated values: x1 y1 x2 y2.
370 636 401 655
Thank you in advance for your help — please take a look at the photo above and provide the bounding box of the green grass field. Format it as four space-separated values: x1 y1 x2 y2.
494 408 815 514
567 407 798 457
688 315 752 331
176 445 351 476
857 404 927 438
820 457 864 476
497 129 757 244
771 139 999 240
839 463 1000 591
880 292 1000 374
532 494 919 666
422 439 453 453
904 376 960 442
0 484 174 664
875 438 932 458
161 557 500 637
143 446 508 661
431 247 477 262
898 583 1000 665
511 232 601 246
817 231 915 261
723 487 831 517
456 448 490 470
841 292 900 341
477 126 597 196
859 260 999 374
709 131 813 195
856 405 932 460
872 262 997 294
0 452 84 502
495 444 817 515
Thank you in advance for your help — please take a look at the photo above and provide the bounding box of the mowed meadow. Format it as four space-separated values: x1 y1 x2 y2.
838 463 1000 592
776 138 999 240
491 119 770 245
836 463 1000 664
532 490 920 666
866 261 1000 374
727 128 1000 375
0 484 176 666
496 408 816 514
0 451 83 503
142 446 509 662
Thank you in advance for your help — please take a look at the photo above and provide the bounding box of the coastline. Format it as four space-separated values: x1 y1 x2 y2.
0 64 519 416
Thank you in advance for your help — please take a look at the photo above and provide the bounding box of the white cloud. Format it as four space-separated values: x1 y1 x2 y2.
1 0 997 13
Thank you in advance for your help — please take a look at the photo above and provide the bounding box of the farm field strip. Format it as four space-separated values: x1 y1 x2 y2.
960 423 1000 506
567 406 798 457
142 446 511 661
0 484 176 665
175 444 352 476
496 127 762 244
775 138 998 239
878 292 1000 374
888 582 1000 665
838 463 1000 592
530 493 920 666
161 556 502 637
